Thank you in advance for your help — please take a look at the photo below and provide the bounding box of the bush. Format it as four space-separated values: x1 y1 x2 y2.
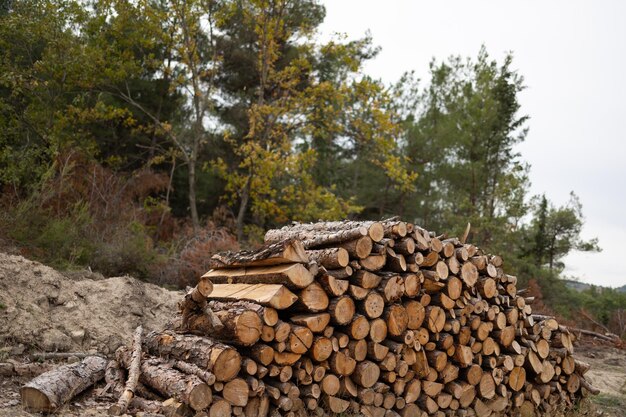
0 151 170 279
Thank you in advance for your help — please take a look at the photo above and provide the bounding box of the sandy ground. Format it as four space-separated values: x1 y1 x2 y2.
0 252 624 416
0 252 182 355
0 252 181 416
574 344 626 417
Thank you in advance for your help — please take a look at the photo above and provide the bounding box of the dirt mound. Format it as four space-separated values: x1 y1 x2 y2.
0 253 182 356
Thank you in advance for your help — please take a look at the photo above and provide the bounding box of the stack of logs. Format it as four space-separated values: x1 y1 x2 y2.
21 219 599 417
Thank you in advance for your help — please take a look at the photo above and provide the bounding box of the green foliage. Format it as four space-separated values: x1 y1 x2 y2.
0 194 164 277
4 200 93 267
401 47 530 249
0 0 610 318
527 193 600 271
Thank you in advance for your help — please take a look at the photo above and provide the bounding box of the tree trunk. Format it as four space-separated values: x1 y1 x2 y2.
188 158 200 234
236 176 251 242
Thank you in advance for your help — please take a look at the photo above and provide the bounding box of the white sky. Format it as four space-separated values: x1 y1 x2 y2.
319 0 626 288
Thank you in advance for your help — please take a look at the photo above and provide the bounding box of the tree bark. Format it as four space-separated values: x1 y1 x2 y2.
204 263 313 290
143 331 241 382
21 356 108 412
109 326 143 415
207 239 308 269
117 348 211 411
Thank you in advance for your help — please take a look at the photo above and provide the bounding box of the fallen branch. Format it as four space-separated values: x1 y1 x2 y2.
580 377 600 395
29 352 106 360
109 325 143 415
580 309 611 334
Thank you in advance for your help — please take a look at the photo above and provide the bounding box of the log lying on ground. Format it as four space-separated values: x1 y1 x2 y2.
117 347 212 411
104 360 168 415
109 326 143 416
21 356 108 412
143 331 241 382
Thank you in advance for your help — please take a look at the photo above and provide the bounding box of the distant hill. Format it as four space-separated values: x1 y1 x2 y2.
563 279 626 293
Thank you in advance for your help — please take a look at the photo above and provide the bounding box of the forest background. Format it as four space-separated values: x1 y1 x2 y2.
0 0 623 337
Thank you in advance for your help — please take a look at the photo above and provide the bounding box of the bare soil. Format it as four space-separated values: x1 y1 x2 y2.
0 252 181 355
574 344 626 417
0 252 182 416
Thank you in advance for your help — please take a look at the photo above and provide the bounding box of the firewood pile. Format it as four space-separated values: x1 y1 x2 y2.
20 219 599 417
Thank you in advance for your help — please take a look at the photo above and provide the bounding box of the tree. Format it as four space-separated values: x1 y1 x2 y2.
529 192 600 272
212 0 416 240
84 0 223 233
402 47 530 251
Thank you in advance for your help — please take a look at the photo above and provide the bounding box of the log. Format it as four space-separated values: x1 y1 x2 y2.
580 377 600 395
508 367 526 392
321 374 341 396
210 397 232 417
460 262 478 287
208 300 278 326
338 237 374 259
104 368 164 417
369 318 388 343
117 349 211 411
378 273 405 303
307 248 350 269
109 326 143 416
310 336 333 362
223 378 250 407
383 220 407 237
349 284 371 300
144 331 241 382
324 266 353 279
360 254 387 271
273 352 301 366
425 306 445 333
21 356 108 412
204 264 313 290
395 237 416 255
323 395 350 413
174 304 262 346
207 239 308 268
329 351 357 376
265 221 384 243
296 282 330 312
290 313 331 333
352 270 383 289
328 295 356 325
384 304 408 337
208 283 297 310
289 325 314 354
318 274 349 297
246 344 275 366
345 314 371 340
173 361 216 385
352 361 381 388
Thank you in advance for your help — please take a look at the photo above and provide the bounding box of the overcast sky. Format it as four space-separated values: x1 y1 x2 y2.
319 0 626 288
